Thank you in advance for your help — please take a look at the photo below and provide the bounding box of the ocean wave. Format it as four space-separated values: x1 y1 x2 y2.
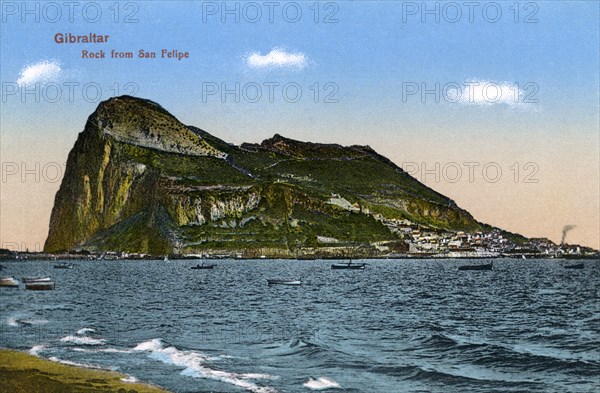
510 343 600 364
304 377 341 390
415 333 490 354
421 333 461 348
76 327 96 335
121 375 139 383
20 319 49 325
369 364 420 377
101 347 133 354
370 362 531 386
133 338 163 351
7 318 19 327
6 316 48 327
60 335 106 346
133 338 278 393
407 363 541 386
70 347 132 354
417 332 600 371
29 345 46 356
265 338 328 359
48 356 109 370
41 304 73 311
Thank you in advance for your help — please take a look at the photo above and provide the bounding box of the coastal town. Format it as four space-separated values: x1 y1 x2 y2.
1 225 596 262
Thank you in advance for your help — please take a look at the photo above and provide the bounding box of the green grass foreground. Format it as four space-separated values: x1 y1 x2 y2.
0 349 171 393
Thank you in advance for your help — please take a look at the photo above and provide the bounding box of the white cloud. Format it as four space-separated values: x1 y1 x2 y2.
16 60 62 85
245 48 307 70
446 79 535 106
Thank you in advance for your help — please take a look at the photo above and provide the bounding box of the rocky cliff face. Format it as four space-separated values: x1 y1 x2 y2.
45 96 490 255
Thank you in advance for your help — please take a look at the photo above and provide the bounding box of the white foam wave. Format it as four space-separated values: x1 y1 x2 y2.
242 373 278 380
101 347 132 354
133 338 163 351
71 347 132 354
29 345 46 356
6 317 48 327
7 318 19 327
76 327 96 335
133 339 277 393
20 319 49 325
304 377 341 390
121 375 139 383
60 335 106 346
48 356 104 369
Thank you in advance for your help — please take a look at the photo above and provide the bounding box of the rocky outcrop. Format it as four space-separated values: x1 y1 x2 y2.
45 96 490 255
96 96 226 158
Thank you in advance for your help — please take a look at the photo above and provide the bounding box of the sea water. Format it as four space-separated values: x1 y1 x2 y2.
1 258 599 392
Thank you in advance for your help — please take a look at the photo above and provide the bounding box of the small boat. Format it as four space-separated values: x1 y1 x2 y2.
564 263 584 269
190 263 215 270
331 260 366 270
458 262 493 271
267 279 302 286
54 263 74 269
0 276 19 287
22 277 52 283
25 281 55 290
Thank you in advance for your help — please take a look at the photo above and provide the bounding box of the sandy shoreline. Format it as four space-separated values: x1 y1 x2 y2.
0 349 171 393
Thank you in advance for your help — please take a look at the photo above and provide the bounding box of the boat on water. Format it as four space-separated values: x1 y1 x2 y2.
458 262 493 271
331 260 366 270
190 263 215 270
267 279 302 286
54 263 74 269
25 281 55 290
564 263 584 269
22 277 52 283
0 276 19 287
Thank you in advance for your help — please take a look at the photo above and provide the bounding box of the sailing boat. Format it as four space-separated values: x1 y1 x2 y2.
563 262 584 269
331 246 367 269
190 262 215 269
331 258 366 270
458 261 493 271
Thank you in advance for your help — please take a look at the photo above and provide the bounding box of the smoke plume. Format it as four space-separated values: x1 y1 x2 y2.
561 225 576 245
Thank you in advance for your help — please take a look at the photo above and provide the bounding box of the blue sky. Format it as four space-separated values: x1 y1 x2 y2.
2 1 598 133
1 1 599 249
